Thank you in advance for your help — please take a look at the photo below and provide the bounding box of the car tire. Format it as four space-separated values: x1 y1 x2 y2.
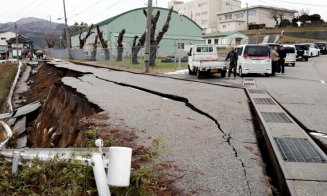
239 67 243 77
188 64 194 75
305 57 308 61
292 63 295 67
318 52 320 56
197 69 201 79
221 70 226 78
311 53 313 57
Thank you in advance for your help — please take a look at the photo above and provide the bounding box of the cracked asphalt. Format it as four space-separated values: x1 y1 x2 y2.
50 61 268 195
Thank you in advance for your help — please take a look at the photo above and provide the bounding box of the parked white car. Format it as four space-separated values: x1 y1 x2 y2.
305 43 320 57
234 44 272 76
188 44 227 78
282 44 296 67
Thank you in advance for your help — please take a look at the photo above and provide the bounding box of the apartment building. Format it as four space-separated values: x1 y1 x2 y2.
168 0 241 33
217 5 297 32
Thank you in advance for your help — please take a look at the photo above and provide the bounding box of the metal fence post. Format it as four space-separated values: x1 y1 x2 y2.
91 153 111 196
12 151 20 175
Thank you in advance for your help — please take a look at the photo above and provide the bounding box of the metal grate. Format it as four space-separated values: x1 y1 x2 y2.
261 112 292 123
275 137 325 163
248 89 266 94
244 78 254 81
253 98 275 105
243 82 255 86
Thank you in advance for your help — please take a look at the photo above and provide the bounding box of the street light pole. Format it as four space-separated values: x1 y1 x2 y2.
63 0 70 59
178 11 183 69
144 0 152 73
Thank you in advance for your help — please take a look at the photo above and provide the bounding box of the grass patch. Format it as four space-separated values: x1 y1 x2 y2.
277 35 320 44
0 63 18 113
241 26 327 36
76 58 188 73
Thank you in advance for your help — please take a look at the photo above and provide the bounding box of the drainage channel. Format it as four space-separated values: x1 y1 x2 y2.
246 87 327 196
92 75 253 195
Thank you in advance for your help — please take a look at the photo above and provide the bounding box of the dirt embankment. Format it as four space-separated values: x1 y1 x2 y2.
22 62 102 147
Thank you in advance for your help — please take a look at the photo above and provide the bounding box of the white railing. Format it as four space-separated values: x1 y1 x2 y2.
0 120 12 148
7 60 22 112
0 139 132 196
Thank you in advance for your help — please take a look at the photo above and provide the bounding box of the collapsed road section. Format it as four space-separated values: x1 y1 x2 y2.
6 61 102 148
43 60 270 195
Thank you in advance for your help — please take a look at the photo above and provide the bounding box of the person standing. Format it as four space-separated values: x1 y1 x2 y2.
271 46 279 76
225 47 238 79
278 46 286 75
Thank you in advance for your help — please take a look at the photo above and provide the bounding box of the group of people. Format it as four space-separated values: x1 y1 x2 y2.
271 46 286 76
224 46 287 79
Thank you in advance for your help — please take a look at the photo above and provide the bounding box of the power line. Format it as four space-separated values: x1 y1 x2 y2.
68 0 106 19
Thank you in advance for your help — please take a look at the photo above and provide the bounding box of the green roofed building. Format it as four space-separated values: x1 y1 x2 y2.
70 7 204 57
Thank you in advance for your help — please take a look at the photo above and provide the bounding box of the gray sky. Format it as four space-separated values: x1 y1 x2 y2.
0 0 326 25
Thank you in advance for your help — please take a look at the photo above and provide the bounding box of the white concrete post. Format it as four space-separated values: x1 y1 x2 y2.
107 147 132 187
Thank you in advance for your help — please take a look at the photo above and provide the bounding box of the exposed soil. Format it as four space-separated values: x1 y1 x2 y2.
14 61 178 194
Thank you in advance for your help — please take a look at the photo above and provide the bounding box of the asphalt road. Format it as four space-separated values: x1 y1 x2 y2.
164 55 327 142
51 61 269 195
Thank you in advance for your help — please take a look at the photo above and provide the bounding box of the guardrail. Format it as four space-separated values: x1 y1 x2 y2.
0 120 12 148
0 139 132 196
7 60 22 112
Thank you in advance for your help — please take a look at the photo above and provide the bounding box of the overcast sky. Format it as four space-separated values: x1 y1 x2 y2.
0 0 326 25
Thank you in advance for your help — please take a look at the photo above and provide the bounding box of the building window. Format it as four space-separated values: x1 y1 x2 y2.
214 39 219 44
224 14 232 20
223 25 226 28
219 17 222 21
196 12 201 16
178 43 184 49
202 20 207 25
248 10 256 16
202 11 207 15
235 13 244 19
208 39 212 44
198 3 201 7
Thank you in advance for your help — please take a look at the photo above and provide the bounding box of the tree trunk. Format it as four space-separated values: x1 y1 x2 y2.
96 25 108 48
79 24 94 49
150 44 157 66
91 35 98 61
117 29 125 61
132 46 141 64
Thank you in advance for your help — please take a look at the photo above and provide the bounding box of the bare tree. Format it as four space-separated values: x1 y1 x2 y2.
117 29 126 61
150 7 173 66
79 24 94 49
131 10 160 64
45 37 55 48
95 25 110 60
271 10 281 27
96 25 108 48
91 35 98 61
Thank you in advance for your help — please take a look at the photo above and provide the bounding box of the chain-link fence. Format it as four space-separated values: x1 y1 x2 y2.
46 44 189 71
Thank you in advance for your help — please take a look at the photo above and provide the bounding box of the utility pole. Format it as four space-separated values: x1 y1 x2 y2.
63 0 70 59
144 0 152 73
246 3 249 29
15 23 18 59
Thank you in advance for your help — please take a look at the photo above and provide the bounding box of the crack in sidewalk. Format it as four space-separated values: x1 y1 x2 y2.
93 75 252 196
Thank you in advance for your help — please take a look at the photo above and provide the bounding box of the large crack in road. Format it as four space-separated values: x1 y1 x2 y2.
91 74 253 195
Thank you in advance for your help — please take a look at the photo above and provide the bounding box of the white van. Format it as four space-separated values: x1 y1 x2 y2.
234 44 272 76
282 44 296 67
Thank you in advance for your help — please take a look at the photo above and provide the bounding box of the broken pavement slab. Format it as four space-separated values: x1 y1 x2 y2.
56 61 269 195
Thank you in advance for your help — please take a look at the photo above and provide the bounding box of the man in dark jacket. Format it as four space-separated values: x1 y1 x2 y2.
225 47 238 79
278 46 286 75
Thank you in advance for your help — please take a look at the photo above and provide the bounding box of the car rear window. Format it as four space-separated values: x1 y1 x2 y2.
244 46 270 56
196 47 213 53
295 45 309 50
284 47 295 53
